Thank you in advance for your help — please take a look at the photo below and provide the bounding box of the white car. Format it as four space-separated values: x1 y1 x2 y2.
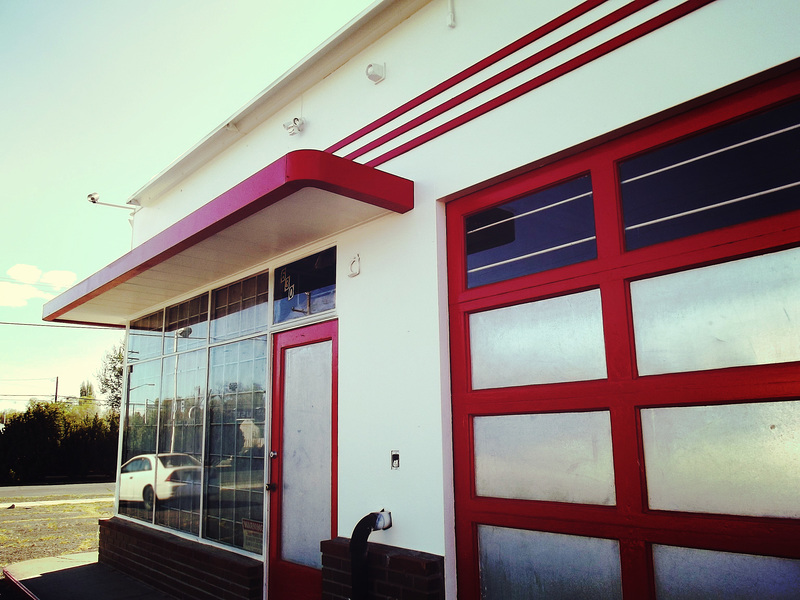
119 453 201 510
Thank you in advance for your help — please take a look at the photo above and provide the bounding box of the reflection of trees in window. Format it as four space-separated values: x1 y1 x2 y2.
155 350 205 535
119 358 161 523
119 267 276 553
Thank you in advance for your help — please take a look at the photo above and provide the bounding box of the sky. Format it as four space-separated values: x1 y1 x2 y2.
0 0 374 413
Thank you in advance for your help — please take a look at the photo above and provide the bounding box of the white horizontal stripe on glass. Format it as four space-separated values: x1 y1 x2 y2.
625 181 800 231
467 191 593 234
620 123 800 185
467 236 596 273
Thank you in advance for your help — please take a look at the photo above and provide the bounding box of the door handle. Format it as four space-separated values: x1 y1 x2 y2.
265 483 277 492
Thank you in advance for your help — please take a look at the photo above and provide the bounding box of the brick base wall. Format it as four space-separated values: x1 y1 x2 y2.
99 517 263 600
321 537 444 600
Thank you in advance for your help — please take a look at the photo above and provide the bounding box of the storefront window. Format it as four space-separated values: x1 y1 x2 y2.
119 358 161 522
128 311 163 363
121 249 336 554
120 273 269 553
211 273 269 343
205 336 267 553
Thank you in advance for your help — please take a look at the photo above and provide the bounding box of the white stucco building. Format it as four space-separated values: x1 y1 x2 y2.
45 1 800 598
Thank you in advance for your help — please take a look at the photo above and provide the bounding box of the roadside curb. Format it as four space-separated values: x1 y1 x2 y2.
2 498 113 510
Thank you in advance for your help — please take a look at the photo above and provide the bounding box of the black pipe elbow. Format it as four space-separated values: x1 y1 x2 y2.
350 511 391 600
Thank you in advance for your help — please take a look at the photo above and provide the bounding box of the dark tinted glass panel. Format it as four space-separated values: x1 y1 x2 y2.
621 100 800 250
129 311 163 362
164 293 208 353
274 248 336 324
466 175 596 288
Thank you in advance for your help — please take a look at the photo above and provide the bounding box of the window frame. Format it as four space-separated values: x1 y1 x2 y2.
447 68 800 599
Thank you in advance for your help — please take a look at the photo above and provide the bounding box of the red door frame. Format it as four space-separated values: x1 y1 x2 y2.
446 69 800 599
268 319 338 600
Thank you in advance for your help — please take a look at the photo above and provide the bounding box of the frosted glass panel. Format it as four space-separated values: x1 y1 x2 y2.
478 525 622 600
653 545 800 600
631 248 800 375
474 412 615 505
642 401 800 518
281 341 332 568
470 289 607 389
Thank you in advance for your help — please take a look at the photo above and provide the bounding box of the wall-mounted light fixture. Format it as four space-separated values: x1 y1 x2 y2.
283 117 305 135
87 193 140 212
365 62 385 84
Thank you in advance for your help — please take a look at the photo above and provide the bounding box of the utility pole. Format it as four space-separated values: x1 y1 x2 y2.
54 377 59 403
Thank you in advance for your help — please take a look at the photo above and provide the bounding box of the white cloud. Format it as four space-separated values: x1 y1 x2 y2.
1 264 75 306
0 282 54 307
7 264 42 285
40 270 77 291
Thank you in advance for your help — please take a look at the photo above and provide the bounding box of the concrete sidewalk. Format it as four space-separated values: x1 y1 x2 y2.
2 552 175 600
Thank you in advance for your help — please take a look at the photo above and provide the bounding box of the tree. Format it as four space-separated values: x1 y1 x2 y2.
98 343 125 414
79 380 95 400
70 380 98 420
0 400 119 483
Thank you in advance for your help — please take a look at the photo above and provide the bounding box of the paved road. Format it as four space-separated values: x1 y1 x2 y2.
0 482 115 500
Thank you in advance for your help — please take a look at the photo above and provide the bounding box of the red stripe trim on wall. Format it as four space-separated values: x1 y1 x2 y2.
364 0 717 167
325 0 611 155
342 0 658 161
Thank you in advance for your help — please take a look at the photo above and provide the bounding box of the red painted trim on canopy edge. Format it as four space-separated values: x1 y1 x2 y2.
42 150 413 323
366 0 716 168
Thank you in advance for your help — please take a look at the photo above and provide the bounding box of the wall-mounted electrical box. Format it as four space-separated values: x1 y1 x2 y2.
391 451 400 470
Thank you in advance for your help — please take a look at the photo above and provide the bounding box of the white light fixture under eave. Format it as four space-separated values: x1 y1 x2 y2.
87 193 140 212
283 117 305 135
365 62 385 83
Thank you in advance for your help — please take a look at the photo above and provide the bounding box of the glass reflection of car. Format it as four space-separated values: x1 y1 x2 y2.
119 453 201 510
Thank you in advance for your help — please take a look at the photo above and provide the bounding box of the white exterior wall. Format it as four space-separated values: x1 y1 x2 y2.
121 0 799 575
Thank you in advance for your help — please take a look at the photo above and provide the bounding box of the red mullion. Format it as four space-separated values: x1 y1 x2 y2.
454 269 605 324
634 512 800 558
454 518 481 600
459 381 620 414
462 499 622 534
620 539 654 600
628 363 800 408
615 217 800 284
592 138 653 598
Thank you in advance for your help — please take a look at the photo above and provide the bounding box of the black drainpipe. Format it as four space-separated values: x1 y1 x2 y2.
349 510 392 600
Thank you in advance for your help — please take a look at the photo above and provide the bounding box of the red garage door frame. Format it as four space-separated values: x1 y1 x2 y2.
447 66 800 599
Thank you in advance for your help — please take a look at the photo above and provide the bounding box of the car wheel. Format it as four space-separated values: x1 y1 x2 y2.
143 485 154 511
